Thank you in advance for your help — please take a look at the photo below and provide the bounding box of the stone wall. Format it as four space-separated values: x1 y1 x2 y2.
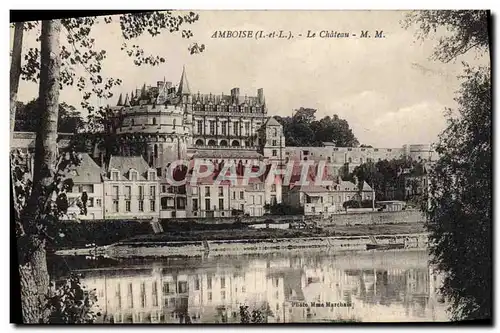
317 210 425 226
159 210 425 226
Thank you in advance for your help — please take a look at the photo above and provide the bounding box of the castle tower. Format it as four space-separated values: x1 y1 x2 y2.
260 116 285 167
178 66 193 150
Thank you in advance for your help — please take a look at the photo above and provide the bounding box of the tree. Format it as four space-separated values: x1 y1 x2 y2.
14 99 84 133
11 11 205 323
275 111 359 147
404 10 491 321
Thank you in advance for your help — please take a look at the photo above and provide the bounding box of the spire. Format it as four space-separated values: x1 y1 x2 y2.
177 65 191 95
116 93 123 106
140 83 147 99
123 93 130 106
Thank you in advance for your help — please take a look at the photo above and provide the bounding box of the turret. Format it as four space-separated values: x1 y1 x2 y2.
116 93 123 106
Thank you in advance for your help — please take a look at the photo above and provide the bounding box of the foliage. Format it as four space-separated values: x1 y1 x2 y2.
46 273 100 324
349 158 425 201
275 108 359 147
402 10 490 63
12 12 206 323
15 98 84 133
403 10 491 321
343 199 373 209
424 66 491 320
17 11 204 129
264 203 304 215
239 305 271 323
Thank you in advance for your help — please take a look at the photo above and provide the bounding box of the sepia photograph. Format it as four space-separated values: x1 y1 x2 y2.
9 9 492 324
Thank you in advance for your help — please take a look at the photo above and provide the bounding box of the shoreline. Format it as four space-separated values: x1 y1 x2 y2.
55 232 429 259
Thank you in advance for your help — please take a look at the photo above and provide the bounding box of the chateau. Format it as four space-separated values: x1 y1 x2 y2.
11 66 436 221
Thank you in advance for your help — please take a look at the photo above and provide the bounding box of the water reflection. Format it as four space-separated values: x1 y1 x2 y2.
73 249 449 323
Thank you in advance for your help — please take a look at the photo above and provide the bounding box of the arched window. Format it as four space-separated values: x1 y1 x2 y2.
152 117 157 125
195 139 204 146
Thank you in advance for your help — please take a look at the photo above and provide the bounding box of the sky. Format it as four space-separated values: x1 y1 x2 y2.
14 10 490 147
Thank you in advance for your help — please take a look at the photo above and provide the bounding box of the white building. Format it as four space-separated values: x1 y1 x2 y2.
103 155 160 220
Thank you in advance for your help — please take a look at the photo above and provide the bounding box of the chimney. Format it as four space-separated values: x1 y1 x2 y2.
165 82 172 89
231 87 240 103
157 81 164 89
257 88 264 104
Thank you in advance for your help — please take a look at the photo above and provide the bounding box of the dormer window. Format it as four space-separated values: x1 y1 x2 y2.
148 170 156 180
129 170 138 181
111 170 119 181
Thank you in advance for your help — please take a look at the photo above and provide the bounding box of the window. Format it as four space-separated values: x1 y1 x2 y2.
152 117 157 125
113 200 119 212
150 186 156 198
221 277 226 289
208 292 212 301
272 150 277 156
173 119 176 129
207 276 212 289
205 186 210 196
115 284 121 310
221 291 226 300
150 200 156 212
112 186 119 199
157 168 162 177
138 186 144 199
127 283 133 309
192 198 199 211
205 198 211 210
161 185 166 193
232 191 236 200
218 186 224 196
209 120 215 135
130 170 137 181
221 121 227 135
195 279 200 291
87 197 94 207
140 282 146 308
257 196 262 205
125 200 131 212
272 140 277 146
125 186 131 199
271 195 277 205
245 122 250 135
219 198 224 210
192 186 198 195
271 184 276 192
96 199 102 207
154 144 158 158
152 282 158 307
233 121 239 136
240 191 244 199
111 171 119 180
149 171 156 180
250 195 254 204
273 128 277 136
139 200 144 212
197 120 203 134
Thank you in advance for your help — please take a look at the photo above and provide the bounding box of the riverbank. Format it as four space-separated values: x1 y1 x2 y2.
55 222 428 258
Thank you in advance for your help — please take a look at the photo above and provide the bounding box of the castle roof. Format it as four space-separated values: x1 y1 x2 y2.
71 153 102 184
107 155 152 180
178 66 191 95
264 116 281 127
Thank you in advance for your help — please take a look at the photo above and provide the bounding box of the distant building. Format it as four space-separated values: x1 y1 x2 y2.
103 155 160 220
65 153 104 220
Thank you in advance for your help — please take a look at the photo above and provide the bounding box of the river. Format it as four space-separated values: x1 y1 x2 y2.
51 248 450 323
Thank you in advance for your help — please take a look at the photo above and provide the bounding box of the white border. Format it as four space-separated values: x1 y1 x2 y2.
2 1 498 333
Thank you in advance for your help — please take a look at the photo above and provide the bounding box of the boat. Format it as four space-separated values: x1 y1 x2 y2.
366 243 405 250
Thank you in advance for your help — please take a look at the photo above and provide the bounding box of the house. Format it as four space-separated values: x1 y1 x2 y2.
65 153 104 220
103 155 160 220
